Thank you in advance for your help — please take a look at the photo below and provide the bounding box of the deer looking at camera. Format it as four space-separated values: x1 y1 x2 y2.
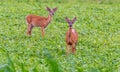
65 17 78 55
26 7 57 37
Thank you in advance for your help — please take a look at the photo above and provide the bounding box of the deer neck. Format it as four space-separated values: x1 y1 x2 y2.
45 14 52 27
68 27 72 37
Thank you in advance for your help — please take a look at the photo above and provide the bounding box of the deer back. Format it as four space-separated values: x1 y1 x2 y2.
26 14 48 27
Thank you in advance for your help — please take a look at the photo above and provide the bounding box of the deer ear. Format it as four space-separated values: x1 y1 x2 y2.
46 7 51 11
72 17 76 23
65 17 69 22
53 7 57 12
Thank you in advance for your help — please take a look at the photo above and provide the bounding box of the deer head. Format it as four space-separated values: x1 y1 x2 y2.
65 17 76 27
46 7 57 16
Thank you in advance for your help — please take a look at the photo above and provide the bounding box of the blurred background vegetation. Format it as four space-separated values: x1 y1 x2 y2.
1 0 120 4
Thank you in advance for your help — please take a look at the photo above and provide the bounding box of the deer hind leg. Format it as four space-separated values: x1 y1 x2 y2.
41 27 44 38
72 43 76 54
27 24 33 36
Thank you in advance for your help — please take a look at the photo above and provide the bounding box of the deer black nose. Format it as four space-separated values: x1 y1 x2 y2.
69 24 72 27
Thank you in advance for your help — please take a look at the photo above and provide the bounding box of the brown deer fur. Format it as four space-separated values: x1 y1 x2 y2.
26 7 57 37
65 17 78 55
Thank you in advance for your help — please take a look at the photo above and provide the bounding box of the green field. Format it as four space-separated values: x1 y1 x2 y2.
0 0 120 72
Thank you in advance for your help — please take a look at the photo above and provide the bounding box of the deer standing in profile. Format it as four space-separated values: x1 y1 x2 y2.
26 7 57 37
65 17 78 55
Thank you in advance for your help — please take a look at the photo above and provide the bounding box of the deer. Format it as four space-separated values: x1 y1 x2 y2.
26 7 57 37
65 17 78 55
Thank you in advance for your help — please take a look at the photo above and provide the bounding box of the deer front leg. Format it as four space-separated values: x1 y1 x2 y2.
27 24 33 36
41 27 44 38
72 43 76 54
